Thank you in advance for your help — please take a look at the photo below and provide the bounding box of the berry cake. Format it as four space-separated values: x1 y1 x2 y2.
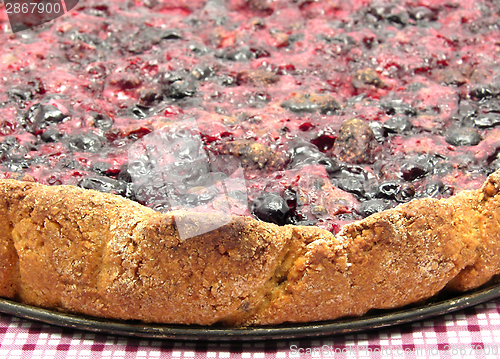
1 0 500 326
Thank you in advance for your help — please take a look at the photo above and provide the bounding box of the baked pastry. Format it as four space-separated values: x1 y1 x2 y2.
1 0 500 325
0 170 499 326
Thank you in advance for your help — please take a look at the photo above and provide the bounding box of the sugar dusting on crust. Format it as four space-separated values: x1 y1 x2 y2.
0 171 499 326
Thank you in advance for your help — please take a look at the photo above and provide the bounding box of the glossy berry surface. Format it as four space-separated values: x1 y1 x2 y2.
0 0 499 233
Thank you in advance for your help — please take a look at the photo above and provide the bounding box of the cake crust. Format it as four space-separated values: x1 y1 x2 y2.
0 170 500 326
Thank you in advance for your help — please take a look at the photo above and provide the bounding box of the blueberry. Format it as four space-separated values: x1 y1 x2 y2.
286 217 316 226
251 193 290 226
79 176 130 198
369 121 385 142
445 127 482 146
40 128 63 143
359 199 390 217
166 79 196 99
470 85 495 101
226 47 253 61
287 140 325 168
386 11 409 27
474 113 500 128
67 134 103 153
58 158 81 170
383 115 412 134
478 98 500 114
177 186 219 207
0 137 31 171
400 161 428 181
283 187 297 212
381 100 417 117
433 159 454 176
396 183 416 202
138 88 162 107
161 29 182 40
336 177 365 197
23 104 67 134
421 181 444 198
246 91 271 108
377 181 401 199
92 161 112 176
190 65 215 80
7 88 32 104
317 158 342 175
217 73 237 87
0 136 19 159
129 105 152 119
91 113 113 130
409 6 438 21
116 164 133 183
406 82 426 92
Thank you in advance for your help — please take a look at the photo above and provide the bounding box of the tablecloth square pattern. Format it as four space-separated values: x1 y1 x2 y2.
0 298 499 359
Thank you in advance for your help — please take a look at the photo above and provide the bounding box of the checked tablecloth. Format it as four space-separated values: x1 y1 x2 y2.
0 298 499 358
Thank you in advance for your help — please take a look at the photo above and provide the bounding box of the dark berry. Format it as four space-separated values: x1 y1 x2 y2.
217 73 237 86
383 115 412 134
40 128 63 143
251 192 290 225
129 105 152 119
336 177 365 197
190 65 216 80
396 183 416 202
287 140 324 168
91 113 114 130
359 199 390 217
474 113 500 128
138 88 162 107
79 176 128 197
58 158 81 170
23 104 67 134
409 6 438 22
369 121 385 142
67 134 103 153
116 164 133 183
401 161 428 181
219 47 255 61
381 100 417 117
166 79 196 99
283 187 297 212
445 127 482 146
421 181 444 198
317 158 342 175
470 85 495 101
0 136 18 159
7 88 32 104
92 161 112 176
377 181 401 199
311 134 336 152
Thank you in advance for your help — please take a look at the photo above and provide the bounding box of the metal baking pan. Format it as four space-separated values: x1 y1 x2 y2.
0 281 499 341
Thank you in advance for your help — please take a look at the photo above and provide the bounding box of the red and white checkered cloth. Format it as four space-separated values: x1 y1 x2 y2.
0 298 499 359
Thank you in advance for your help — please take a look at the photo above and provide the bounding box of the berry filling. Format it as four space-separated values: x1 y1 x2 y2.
1 0 500 233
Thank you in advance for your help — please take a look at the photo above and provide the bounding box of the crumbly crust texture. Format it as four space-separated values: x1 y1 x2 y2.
1 170 500 326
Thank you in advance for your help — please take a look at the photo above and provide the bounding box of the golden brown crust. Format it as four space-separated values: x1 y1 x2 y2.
0 170 500 326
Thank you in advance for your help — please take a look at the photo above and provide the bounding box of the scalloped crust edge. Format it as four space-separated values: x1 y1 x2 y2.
0 170 499 326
